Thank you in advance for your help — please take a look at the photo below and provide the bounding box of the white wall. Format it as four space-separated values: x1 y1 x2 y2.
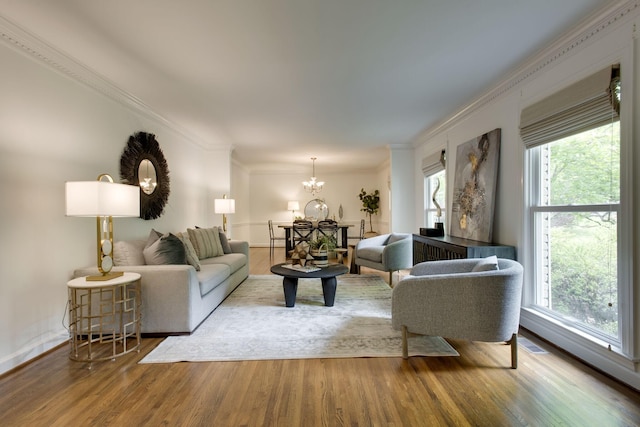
412 2 640 389
244 165 390 249
0 23 395 373
0 38 229 374
390 145 415 233
230 159 252 242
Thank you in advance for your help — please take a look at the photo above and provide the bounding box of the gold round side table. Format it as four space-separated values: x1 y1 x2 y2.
67 272 141 365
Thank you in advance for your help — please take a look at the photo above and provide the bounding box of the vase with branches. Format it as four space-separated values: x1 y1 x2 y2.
358 188 380 233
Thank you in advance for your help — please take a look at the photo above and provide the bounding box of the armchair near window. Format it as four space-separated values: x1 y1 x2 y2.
353 233 413 285
391 257 524 368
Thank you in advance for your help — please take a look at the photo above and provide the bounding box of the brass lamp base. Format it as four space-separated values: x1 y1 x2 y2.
86 271 124 282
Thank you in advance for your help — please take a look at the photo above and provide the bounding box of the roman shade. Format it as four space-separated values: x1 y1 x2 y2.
421 149 446 176
520 65 620 148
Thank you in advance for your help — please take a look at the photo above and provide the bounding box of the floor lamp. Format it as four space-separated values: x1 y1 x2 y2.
215 194 235 235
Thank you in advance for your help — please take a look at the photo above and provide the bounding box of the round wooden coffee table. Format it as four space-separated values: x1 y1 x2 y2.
270 263 349 307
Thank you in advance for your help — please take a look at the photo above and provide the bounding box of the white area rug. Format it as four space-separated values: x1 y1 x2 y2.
140 274 458 363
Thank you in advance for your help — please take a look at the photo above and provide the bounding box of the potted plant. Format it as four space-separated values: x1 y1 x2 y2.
309 235 337 267
358 188 380 234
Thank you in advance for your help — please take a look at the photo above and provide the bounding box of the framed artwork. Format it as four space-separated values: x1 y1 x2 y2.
450 128 501 242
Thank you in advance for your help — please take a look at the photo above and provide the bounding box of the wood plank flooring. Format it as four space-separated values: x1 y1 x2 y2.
1 247 639 426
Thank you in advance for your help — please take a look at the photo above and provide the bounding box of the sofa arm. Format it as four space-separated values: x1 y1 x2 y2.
382 237 413 271
356 234 390 250
74 264 196 278
230 240 249 257
73 264 202 333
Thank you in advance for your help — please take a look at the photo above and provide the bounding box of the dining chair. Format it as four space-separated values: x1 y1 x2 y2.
347 219 366 272
268 220 287 260
348 219 365 243
317 219 339 240
292 219 314 249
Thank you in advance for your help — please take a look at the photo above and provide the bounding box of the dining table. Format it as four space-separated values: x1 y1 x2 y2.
278 223 353 257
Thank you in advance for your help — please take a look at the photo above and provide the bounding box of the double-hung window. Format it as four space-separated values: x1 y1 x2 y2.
422 150 446 228
522 66 621 344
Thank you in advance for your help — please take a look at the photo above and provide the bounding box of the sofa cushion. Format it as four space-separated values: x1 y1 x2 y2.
218 227 233 254
175 232 202 271
201 253 246 274
188 227 224 259
113 239 146 266
357 246 384 263
197 263 231 296
143 233 187 265
471 255 499 272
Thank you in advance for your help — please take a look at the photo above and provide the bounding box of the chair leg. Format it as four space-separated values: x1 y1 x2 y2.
509 333 518 369
402 326 409 359
389 271 393 286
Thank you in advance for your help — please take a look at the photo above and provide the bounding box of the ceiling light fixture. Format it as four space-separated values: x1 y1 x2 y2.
302 157 324 196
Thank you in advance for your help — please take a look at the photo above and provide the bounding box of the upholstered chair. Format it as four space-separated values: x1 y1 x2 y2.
354 233 413 285
391 257 524 368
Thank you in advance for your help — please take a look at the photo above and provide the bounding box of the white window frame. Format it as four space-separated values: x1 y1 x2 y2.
527 146 621 346
522 60 634 361
424 170 446 228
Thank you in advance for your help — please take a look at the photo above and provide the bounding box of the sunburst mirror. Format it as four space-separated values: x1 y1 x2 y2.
120 131 170 220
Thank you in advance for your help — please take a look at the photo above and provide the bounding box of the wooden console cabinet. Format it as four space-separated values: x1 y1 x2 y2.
413 234 516 264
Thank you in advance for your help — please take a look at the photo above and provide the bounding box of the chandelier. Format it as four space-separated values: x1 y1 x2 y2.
302 157 324 195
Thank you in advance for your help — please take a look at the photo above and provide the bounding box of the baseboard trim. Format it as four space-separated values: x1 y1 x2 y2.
520 309 640 391
0 332 67 378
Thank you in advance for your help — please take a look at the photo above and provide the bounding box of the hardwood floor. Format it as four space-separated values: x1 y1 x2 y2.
2 247 639 426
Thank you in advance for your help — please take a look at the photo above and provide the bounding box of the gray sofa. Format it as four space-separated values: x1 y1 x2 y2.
74 230 249 335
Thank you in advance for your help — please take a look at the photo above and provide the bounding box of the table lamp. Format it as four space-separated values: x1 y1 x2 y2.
214 194 235 233
66 174 140 281
287 201 300 220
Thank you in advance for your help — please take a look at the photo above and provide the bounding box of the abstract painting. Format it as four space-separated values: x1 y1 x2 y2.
450 128 501 242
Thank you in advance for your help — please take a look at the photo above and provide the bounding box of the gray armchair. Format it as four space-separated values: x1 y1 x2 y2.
391 257 524 368
354 233 413 285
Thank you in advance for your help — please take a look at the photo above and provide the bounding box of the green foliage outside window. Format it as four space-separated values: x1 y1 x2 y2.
543 123 619 337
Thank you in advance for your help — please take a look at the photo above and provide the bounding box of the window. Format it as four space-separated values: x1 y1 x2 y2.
425 170 446 228
529 124 619 339
523 65 621 344
422 150 446 228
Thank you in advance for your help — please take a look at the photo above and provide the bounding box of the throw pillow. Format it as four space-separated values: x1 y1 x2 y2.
113 239 146 266
187 227 223 259
146 228 162 247
471 255 499 272
218 226 232 254
143 233 187 265
175 232 201 271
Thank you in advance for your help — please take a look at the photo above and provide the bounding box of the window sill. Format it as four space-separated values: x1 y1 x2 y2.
520 307 640 388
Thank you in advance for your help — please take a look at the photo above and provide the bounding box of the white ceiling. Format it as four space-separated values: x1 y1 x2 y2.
0 0 607 172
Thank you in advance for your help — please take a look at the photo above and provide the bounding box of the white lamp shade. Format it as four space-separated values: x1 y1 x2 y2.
66 181 140 217
287 201 300 211
214 198 235 214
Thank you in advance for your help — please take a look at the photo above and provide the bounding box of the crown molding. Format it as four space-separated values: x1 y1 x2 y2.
0 14 214 150
412 0 639 145
388 143 413 151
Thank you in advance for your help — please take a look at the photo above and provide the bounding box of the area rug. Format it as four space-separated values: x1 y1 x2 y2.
140 274 458 363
